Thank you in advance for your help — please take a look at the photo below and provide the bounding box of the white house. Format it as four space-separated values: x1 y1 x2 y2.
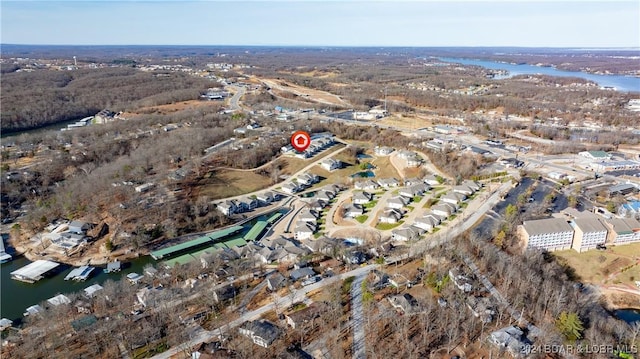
344 204 364 218
281 182 300 194
374 146 394 156
387 196 409 209
239 320 283 348
298 208 319 223
294 222 316 240
355 180 379 191
297 172 319 186
256 191 275 205
414 215 440 232
320 158 341 171
379 208 403 224
423 174 441 186
217 200 237 216
391 227 421 241
432 204 455 218
353 191 373 205
441 192 466 207
377 178 400 188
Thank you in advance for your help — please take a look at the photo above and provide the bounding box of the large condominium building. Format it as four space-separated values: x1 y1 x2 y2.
604 218 640 245
520 218 574 251
571 218 608 252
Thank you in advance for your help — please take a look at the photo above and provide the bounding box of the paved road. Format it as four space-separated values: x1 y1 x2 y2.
351 273 367 359
152 264 379 359
227 85 246 111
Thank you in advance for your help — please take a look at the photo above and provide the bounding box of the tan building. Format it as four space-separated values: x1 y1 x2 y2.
604 218 640 245
571 218 608 252
520 218 574 251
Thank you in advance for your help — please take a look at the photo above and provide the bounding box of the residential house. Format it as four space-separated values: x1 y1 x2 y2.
488 326 527 357
453 185 474 196
377 178 400 189
256 192 275 205
462 180 482 192
379 208 403 224
68 221 90 235
399 184 429 198
519 218 575 251
571 218 608 252
441 192 466 207
217 200 237 216
374 146 394 156
47 294 71 307
344 204 364 218
432 203 455 218
294 222 316 240
423 174 441 186
414 215 440 232
83 284 103 298
449 268 473 293
388 293 420 314
391 226 422 241
307 199 327 212
297 172 319 186
237 197 258 212
343 250 368 265
352 191 373 205
290 267 316 282
301 236 341 256
298 208 319 223
286 302 328 329
605 217 640 245
320 158 341 171
239 320 282 348
213 285 237 303
354 180 379 191
266 273 286 292
387 196 409 209
281 182 300 194
403 177 422 186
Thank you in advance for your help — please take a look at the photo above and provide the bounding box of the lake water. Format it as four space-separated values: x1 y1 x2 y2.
440 57 640 93
0 208 287 322
615 308 640 325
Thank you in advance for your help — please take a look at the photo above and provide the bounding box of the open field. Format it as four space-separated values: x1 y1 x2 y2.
281 143 346 176
554 242 640 286
371 155 401 179
378 115 434 130
262 78 350 107
122 99 220 117
197 169 272 199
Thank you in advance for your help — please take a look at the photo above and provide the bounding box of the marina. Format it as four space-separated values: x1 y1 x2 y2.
0 236 12 263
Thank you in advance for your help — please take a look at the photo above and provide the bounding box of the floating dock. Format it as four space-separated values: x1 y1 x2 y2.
64 266 95 281
150 225 243 260
0 236 12 263
104 260 121 273
10 260 60 283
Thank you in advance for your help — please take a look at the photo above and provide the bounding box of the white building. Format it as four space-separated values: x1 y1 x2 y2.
320 158 341 171
605 218 640 245
571 218 608 252
520 218 575 251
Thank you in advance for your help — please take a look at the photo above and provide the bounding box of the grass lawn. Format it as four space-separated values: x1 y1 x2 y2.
363 200 378 209
376 221 404 230
198 170 272 199
371 155 401 179
355 215 368 224
407 205 415 211
413 196 423 203
554 242 640 285
432 227 440 232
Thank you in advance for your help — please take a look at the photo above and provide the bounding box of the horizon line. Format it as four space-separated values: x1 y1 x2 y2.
2 43 640 50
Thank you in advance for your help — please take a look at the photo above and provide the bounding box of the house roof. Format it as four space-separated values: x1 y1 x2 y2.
587 150 610 158
290 267 316 281
523 218 573 236
241 320 282 345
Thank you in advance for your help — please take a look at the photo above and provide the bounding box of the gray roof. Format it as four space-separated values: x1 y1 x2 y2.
523 218 573 236
607 218 640 234
572 218 608 233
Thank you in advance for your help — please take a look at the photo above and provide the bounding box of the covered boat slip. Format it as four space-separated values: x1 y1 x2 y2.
10 260 60 283
150 225 243 260
0 236 12 263
64 266 95 281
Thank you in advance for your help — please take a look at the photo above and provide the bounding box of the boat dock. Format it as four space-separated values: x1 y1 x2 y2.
104 260 121 273
150 225 243 260
0 236 12 263
10 260 60 283
64 266 95 281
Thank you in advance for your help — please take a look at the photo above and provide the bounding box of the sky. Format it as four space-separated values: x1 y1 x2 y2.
1 1 639 47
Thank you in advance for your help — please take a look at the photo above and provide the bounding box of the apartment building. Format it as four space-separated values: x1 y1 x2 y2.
571 218 608 252
520 218 574 251
604 217 640 245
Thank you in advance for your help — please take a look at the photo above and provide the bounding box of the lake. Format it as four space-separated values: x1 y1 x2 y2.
615 308 640 325
440 57 640 93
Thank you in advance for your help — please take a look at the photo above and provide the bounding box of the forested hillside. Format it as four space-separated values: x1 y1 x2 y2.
1 68 211 132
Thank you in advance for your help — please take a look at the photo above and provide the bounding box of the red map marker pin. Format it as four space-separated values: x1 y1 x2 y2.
291 130 311 152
